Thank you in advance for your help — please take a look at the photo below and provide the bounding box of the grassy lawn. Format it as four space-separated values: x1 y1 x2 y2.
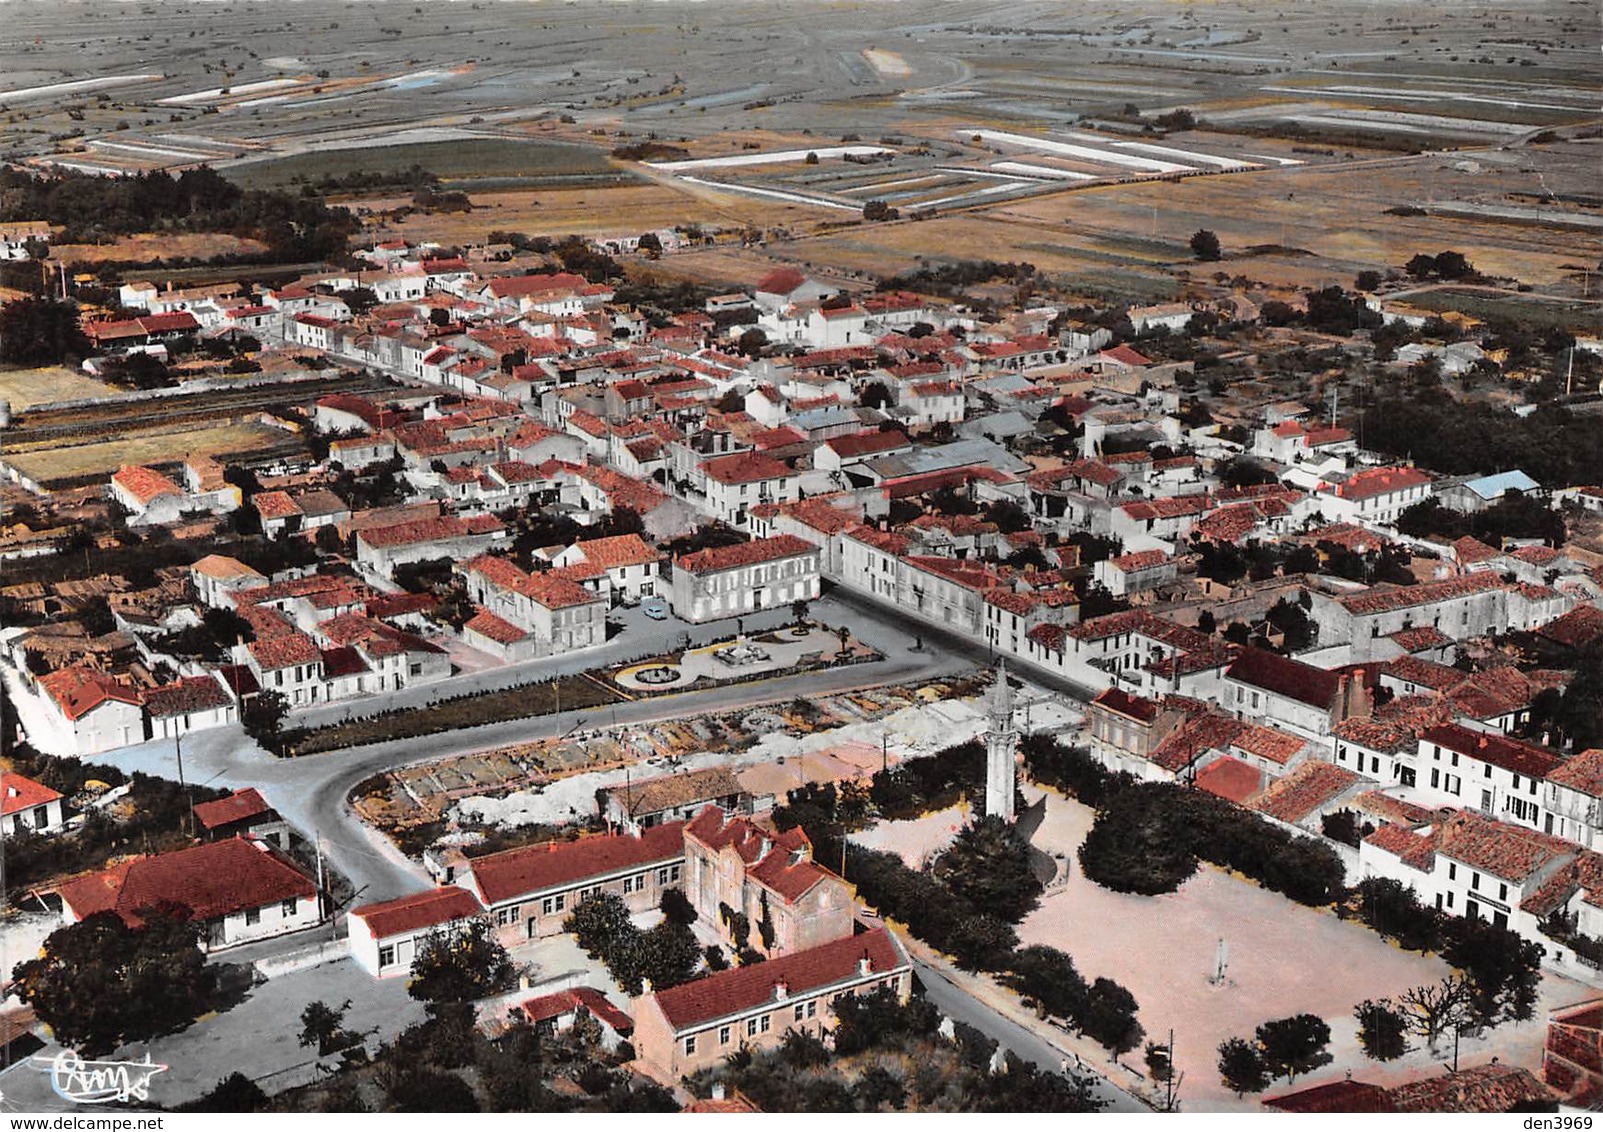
224 139 628 191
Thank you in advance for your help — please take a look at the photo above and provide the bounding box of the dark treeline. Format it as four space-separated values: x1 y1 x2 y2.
0 166 357 262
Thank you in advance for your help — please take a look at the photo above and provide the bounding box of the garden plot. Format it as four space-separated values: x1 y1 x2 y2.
965 129 1192 174
647 146 894 172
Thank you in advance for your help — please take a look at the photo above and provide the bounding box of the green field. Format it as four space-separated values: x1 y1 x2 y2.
223 138 630 191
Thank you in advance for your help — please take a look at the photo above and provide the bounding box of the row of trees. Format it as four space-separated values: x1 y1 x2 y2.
1217 1014 1332 1095
772 782 1148 1060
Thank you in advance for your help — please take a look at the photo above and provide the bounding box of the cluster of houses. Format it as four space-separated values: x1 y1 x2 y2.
5 226 1603 1103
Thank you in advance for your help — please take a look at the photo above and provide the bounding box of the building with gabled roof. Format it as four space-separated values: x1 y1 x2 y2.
1222 649 1372 739
1 772 65 839
455 822 686 946
684 807 855 959
518 986 633 1050
459 553 609 659
35 666 145 755
599 767 751 834
56 836 319 950
348 887 489 977
633 926 911 1082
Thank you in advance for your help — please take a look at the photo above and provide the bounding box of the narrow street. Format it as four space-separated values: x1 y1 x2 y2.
912 959 1151 1114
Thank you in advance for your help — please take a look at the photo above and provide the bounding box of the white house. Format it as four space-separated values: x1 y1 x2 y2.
1 772 65 838
669 535 821 623
347 887 488 977
55 837 319 951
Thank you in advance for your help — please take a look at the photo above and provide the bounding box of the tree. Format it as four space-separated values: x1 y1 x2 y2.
566 892 635 957
1355 270 1382 292
341 286 379 315
408 919 514 1006
182 1072 267 1112
1354 999 1410 1061
11 907 217 1056
1001 945 1088 1021
791 598 810 626
1217 1036 1270 1097
1254 1014 1331 1082
635 919 701 991
804 151 820 165
1190 229 1222 262
836 623 852 658
659 887 696 927
1079 977 1145 1057
945 913 1019 972
0 296 89 364
931 815 1043 924
1395 977 1473 1052
299 998 354 1055
736 327 768 357
241 689 289 753
859 380 894 410
1440 916 1543 1025
863 200 899 222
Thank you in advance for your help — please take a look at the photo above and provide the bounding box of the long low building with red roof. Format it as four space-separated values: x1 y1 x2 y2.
668 534 820 623
56 836 319 950
631 926 911 1083
454 822 687 946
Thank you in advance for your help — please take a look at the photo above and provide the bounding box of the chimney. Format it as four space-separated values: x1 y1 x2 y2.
711 1084 727 1102
773 979 789 1001
641 977 653 995
858 954 873 977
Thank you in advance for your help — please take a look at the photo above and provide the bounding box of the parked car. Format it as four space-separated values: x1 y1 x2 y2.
642 598 669 620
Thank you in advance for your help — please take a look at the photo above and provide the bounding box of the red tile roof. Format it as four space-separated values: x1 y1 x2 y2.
37 667 141 720
1338 571 1505 616
1225 649 1342 710
570 533 660 572
686 808 835 905
1326 465 1432 501
358 514 504 550
1434 809 1571 882
351 886 486 940
1363 822 1438 872
143 675 233 718
824 430 911 459
1232 724 1308 766
1091 686 1161 723
520 986 633 1034
703 451 793 486
464 823 686 906
1251 759 1362 823
2 772 61 817
1194 756 1263 804
756 267 807 295
464 607 527 644
1420 723 1560 780
191 787 273 831
56 837 315 928
650 926 905 1031
676 534 817 575
111 465 183 506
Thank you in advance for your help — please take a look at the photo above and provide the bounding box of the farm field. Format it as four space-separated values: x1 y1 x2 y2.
0 366 120 410
4 420 295 485
49 233 271 266
224 138 626 190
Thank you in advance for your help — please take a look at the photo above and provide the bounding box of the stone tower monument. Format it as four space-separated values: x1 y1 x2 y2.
984 661 1018 823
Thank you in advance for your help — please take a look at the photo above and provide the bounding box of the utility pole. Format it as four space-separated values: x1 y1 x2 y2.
175 732 194 837
314 828 328 932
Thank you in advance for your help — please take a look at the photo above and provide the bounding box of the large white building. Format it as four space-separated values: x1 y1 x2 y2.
669 535 821 624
